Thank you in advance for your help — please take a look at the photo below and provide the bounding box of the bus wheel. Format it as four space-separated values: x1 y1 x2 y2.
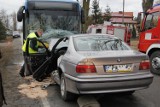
150 51 160 75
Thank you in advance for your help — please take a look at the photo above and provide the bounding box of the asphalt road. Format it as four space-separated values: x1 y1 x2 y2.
99 75 160 107
4 37 160 107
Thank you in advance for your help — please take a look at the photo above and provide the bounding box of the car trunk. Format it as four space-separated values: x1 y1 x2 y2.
78 50 148 74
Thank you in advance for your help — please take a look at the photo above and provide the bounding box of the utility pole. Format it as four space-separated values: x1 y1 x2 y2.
122 0 125 24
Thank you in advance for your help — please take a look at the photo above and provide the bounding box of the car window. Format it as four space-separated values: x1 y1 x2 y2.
73 36 130 51
144 12 159 30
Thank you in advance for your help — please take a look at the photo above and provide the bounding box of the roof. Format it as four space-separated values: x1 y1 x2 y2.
109 11 136 24
111 12 133 18
110 18 137 24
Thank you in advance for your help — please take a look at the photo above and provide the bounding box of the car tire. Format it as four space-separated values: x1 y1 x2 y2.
60 73 75 101
150 51 160 75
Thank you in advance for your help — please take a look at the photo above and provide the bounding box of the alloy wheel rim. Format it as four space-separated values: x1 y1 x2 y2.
152 57 160 70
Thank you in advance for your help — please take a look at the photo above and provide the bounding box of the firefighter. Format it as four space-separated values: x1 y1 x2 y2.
19 29 48 77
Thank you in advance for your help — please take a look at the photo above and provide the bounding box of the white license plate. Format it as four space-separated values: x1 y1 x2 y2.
104 64 133 72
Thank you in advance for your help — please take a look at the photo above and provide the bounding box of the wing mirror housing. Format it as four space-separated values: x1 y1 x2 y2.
17 6 25 22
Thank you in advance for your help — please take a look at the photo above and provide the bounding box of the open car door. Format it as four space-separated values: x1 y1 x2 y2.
25 37 68 81
25 38 50 80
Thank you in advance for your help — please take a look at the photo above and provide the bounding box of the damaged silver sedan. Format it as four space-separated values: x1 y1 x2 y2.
51 34 153 101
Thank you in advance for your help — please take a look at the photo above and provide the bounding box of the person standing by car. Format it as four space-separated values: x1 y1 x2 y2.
22 29 44 53
19 29 48 77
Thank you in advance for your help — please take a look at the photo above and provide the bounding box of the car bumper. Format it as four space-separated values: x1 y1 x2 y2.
64 72 153 94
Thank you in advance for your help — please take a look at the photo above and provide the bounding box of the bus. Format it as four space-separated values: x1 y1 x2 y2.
17 0 85 40
17 0 85 79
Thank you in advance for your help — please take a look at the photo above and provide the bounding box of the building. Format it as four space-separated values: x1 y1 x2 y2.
109 11 137 24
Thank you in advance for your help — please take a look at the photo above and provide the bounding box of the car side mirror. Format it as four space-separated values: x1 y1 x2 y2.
17 6 25 22
81 9 85 24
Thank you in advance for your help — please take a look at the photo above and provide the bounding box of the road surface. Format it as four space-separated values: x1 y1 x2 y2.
1 37 160 107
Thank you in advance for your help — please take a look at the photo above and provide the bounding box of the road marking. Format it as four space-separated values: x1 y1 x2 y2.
40 96 51 107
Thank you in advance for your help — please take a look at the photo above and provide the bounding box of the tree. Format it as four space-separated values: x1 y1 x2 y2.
0 9 13 31
11 12 17 31
0 9 8 29
92 0 103 24
142 0 154 12
0 19 6 40
82 0 90 32
0 9 7 40
132 24 137 38
104 5 112 21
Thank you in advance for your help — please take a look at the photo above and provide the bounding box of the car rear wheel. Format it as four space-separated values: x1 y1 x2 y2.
60 73 75 101
150 51 160 75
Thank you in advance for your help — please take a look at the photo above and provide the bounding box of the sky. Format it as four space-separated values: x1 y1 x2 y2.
0 0 24 14
0 0 143 17
98 0 143 17
0 0 143 30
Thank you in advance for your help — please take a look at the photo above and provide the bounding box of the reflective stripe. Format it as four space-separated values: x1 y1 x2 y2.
22 32 39 53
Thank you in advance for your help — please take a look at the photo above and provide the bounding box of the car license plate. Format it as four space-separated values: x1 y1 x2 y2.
104 64 133 72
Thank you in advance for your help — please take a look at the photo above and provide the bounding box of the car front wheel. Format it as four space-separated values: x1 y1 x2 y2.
60 73 75 101
150 51 160 75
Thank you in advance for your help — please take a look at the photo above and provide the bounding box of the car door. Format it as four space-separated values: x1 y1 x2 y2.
25 38 50 76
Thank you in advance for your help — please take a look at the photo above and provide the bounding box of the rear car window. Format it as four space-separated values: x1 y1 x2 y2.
73 35 130 51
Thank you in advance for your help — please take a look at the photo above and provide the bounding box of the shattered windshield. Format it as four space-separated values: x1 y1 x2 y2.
27 10 81 41
74 36 130 51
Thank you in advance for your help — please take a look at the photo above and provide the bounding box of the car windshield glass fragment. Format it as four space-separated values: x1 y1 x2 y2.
74 36 130 51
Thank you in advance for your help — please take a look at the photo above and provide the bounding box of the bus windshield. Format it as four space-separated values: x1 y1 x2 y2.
27 10 81 40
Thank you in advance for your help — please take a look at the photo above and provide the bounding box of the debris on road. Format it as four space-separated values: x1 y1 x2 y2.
77 95 100 107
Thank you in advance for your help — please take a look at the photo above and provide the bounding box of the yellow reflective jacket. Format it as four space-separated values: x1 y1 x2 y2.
22 32 40 53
